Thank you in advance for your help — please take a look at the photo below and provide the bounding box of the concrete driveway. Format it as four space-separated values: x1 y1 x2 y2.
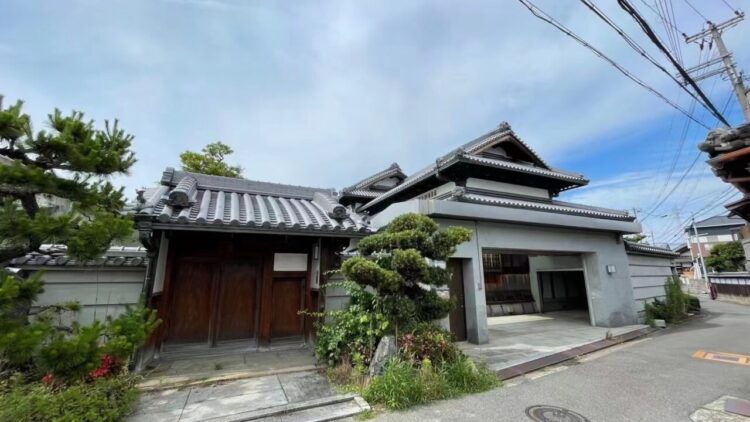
373 297 750 421
460 310 647 372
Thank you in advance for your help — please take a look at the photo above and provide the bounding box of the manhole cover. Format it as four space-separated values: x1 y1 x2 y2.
525 405 590 422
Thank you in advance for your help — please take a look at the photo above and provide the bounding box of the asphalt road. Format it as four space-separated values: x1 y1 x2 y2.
372 297 750 422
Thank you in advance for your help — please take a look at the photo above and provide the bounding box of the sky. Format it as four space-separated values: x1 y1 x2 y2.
2 0 749 247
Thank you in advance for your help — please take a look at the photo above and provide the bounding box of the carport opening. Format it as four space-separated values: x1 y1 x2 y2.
481 249 591 324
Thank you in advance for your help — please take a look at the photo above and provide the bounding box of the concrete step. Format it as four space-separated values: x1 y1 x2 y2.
208 393 370 422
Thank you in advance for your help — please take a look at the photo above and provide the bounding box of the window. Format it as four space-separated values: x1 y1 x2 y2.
482 252 532 305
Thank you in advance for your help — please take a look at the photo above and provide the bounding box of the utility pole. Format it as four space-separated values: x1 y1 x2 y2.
691 217 709 283
683 12 750 122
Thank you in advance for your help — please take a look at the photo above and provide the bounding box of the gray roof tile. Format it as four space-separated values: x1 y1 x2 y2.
140 168 371 234
454 192 633 221
624 241 679 258
10 245 148 268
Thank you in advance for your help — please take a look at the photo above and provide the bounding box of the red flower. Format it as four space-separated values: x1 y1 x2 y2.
89 354 119 379
42 373 55 386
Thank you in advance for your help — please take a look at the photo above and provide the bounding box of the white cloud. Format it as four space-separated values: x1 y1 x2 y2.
1 0 746 214
562 164 740 246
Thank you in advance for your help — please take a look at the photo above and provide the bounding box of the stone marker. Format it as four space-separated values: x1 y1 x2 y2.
369 335 397 377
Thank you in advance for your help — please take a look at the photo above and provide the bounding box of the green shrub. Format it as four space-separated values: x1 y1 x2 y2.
0 374 140 422
664 276 686 322
363 359 430 409
36 323 103 381
442 356 498 395
644 298 669 323
363 357 499 410
315 281 388 366
101 304 162 362
398 323 460 366
686 295 701 312
705 241 745 272
645 277 691 324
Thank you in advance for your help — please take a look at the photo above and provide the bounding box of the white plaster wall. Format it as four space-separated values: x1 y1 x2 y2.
29 268 146 326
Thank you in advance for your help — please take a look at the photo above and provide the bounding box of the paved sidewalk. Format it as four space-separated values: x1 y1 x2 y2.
372 297 750 421
140 348 318 390
460 310 647 372
130 370 334 421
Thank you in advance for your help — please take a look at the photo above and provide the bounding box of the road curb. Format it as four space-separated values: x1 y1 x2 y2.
495 327 657 381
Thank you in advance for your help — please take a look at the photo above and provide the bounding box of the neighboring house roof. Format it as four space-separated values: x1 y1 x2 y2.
341 163 406 201
689 214 745 230
699 123 750 221
624 241 680 259
10 245 148 268
136 168 370 235
358 123 590 213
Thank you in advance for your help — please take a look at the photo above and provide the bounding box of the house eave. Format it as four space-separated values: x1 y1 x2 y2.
148 222 371 238
370 199 642 234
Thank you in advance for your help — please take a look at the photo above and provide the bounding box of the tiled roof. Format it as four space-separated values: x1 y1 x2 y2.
343 163 405 193
455 122 551 169
453 191 633 221
341 189 381 199
691 214 745 229
624 241 680 258
458 154 586 184
10 245 148 268
161 168 328 199
359 146 588 212
138 168 370 235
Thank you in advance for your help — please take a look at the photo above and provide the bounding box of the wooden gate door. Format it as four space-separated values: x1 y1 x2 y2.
167 259 213 344
270 276 305 340
216 260 260 342
448 259 467 341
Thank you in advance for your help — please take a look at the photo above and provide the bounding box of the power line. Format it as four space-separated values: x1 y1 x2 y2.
720 0 737 13
516 0 713 129
579 0 719 118
656 187 736 244
682 0 709 21
645 79 731 224
660 188 739 244
641 151 702 221
617 0 731 127
664 0 685 64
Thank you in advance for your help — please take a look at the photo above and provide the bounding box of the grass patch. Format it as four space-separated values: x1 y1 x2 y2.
0 374 141 422
362 356 499 410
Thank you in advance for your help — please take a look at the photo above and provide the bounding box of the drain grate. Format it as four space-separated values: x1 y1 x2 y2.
525 405 590 422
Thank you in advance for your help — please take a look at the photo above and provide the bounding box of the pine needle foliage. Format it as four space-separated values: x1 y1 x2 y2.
0 96 136 262
179 141 243 178
342 213 472 333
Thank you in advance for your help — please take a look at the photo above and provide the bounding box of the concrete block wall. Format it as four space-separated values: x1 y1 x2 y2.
626 254 674 322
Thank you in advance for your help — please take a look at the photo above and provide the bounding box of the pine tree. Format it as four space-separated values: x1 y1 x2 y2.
0 96 135 263
341 213 472 333
179 141 242 177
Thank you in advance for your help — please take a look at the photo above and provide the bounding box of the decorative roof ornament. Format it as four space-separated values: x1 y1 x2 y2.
167 175 198 208
497 121 511 131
